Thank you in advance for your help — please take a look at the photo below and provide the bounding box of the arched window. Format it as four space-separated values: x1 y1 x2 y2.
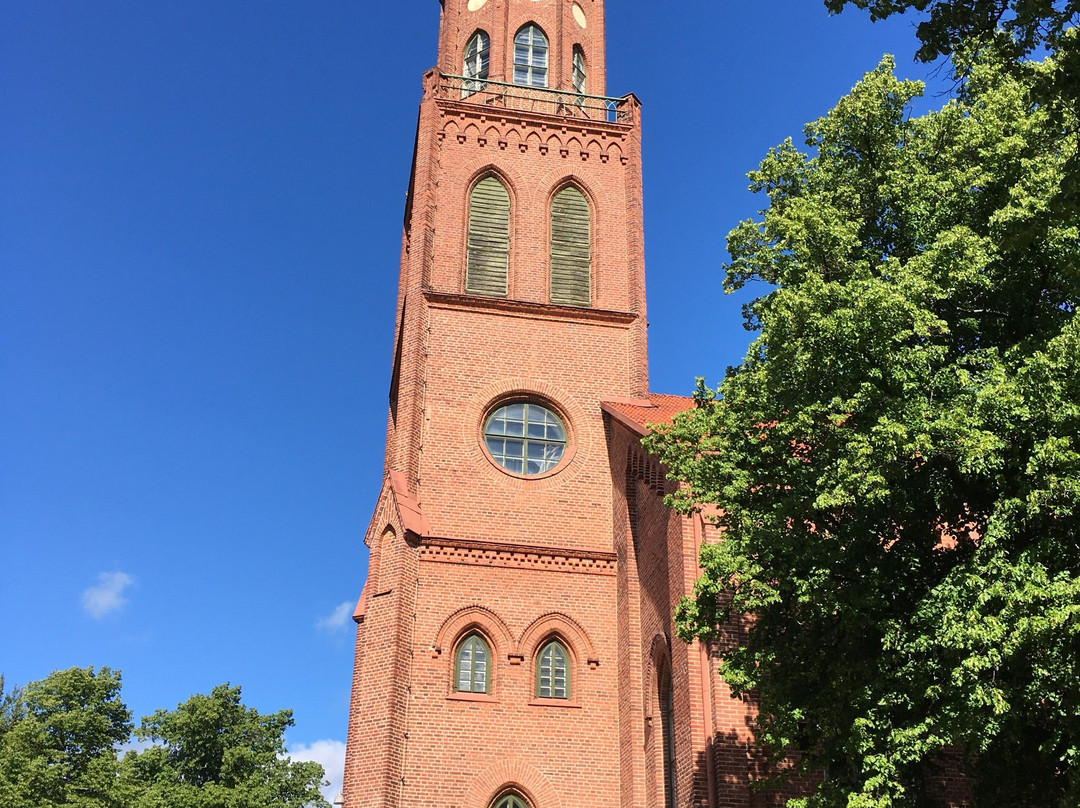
536 639 569 699
463 31 490 97
550 186 591 306
454 632 490 693
572 46 587 95
513 24 548 87
659 664 677 808
466 176 510 297
492 792 530 808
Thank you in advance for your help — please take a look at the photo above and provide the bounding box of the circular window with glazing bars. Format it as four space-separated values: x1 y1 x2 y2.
483 401 566 476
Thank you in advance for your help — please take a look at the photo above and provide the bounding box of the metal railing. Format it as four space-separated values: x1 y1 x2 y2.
437 74 633 124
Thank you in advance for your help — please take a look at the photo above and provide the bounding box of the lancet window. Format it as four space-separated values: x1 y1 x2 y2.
454 632 490 693
513 24 549 87
462 31 490 97
466 176 510 297
550 186 591 306
536 638 569 699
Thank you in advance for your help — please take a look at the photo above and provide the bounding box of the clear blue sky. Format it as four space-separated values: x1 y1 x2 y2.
1 0 950 798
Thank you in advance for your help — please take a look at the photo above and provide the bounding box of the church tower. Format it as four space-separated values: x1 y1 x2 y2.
343 2 734 807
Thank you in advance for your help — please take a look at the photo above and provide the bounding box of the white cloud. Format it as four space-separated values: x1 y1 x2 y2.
82 571 134 619
289 739 346 803
316 600 354 633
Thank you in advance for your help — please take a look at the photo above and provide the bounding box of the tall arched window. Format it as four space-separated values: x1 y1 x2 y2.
572 46 587 95
536 639 569 699
462 31 490 97
492 792 529 808
454 632 490 693
513 24 548 87
466 176 510 297
659 665 677 808
550 186 591 306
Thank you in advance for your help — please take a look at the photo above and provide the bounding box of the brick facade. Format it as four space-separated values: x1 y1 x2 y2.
342 2 969 807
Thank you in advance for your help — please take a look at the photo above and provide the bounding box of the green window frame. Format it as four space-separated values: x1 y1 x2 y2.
455 632 490 693
536 639 569 699
493 792 529 808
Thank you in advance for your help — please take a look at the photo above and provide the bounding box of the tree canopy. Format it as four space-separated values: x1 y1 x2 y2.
646 37 1079 808
0 669 328 808
826 0 1079 61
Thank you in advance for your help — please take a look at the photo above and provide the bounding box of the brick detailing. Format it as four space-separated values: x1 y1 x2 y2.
464 757 563 808
420 537 616 576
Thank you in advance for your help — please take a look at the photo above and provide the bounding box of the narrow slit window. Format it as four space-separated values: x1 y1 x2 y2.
550 186 591 306
536 639 569 699
466 176 510 297
463 31 490 97
455 633 490 693
513 24 548 87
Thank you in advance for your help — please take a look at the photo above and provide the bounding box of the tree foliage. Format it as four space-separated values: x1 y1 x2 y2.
127 684 328 808
645 41 1079 807
0 669 328 808
825 0 1079 62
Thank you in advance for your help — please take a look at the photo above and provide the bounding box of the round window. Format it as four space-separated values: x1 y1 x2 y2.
483 402 567 475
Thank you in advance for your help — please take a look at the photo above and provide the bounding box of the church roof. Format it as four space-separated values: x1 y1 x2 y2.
600 394 695 436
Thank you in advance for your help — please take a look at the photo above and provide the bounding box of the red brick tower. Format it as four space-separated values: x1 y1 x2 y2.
342 2 732 807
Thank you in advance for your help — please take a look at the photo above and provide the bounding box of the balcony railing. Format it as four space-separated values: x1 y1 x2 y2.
436 74 633 124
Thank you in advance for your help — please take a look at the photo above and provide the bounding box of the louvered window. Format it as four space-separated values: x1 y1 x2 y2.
513 24 548 87
463 31 490 97
455 633 490 693
466 176 510 297
572 46 587 95
536 639 569 699
550 186 591 306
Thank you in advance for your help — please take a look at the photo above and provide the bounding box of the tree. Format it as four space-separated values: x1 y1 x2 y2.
124 683 329 808
645 44 1079 807
0 667 133 808
825 0 1079 62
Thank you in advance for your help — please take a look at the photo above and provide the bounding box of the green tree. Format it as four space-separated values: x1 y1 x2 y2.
0 667 133 808
124 683 329 808
646 44 1079 807
825 0 1079 62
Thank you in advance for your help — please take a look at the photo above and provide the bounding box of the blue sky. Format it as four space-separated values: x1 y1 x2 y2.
1 0 952 798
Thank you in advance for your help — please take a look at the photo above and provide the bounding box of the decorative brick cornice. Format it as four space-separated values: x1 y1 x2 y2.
424 290 637 327
435 97 634 140
420 537 617 576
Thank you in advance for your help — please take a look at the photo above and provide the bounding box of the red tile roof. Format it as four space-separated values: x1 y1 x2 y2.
600 393 695 436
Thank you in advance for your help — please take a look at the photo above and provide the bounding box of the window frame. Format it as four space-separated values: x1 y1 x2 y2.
572 45 587 96
512 24 549 87
483 401 568 477
462 30 490 97
454 631 492 694
535 638 571 700
492 792 530 808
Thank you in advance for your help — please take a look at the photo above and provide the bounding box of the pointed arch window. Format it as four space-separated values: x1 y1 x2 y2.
463 31 490 97
492 792 530 808
550 186 591 306
466 176 510 297
513 24 548 87
572 46 587 95
455 633 490 693
659 664 677 808
536 639 569 699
